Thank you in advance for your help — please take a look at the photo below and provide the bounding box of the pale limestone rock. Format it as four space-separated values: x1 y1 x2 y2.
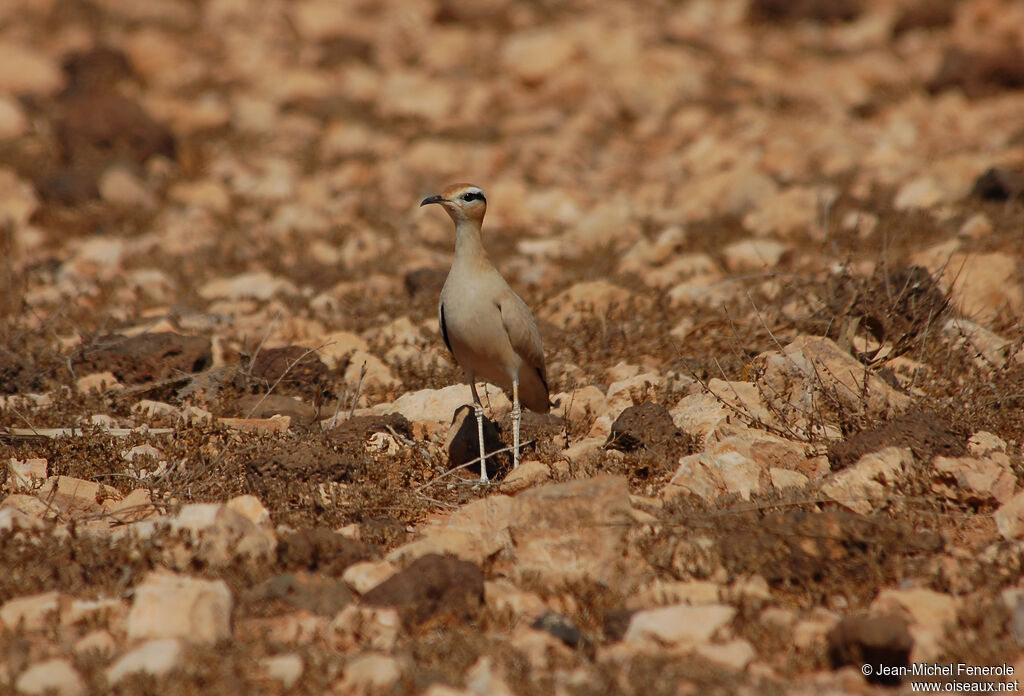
123 444 165 464
0 504 45 531
378 71 455 121
914 251 1024 325
506 475 637 586
342 560 399 595
499 459 551 494
344 349 400 390
754 336 910 426
942 317 1015 367
127 571 232 643
721 238 789 272
226 494 271 526
99 166 156 208
995 492 1024 540
132 400 183 421
0 590 64 631
694 638 757 670
465 655 515 696
872 588 957 663
598 372 663 436
421 685 469 696
820 447 912 514
968 431 1007 457
670 391 730 441
62 597 126 627
36 476 119 516
169 179 231 214
260 653 304 689
387 495 515 567
76 371 123 394
564 199 642 254
501 29 580 83
540 281 641 329
106 639 185 683
0 168 38 227
484 579 546 620
391 476 636 587
664 453 724 502
312 331 370 369
893 176 945 210
551 385 606 424
14 658 84 696
556 437 605 467
958 212 992 239
770 468 809 490
624 603 735 647
627 580 720 609
332 605 401 652
364 383 510 425
336 653 404 695
624 226 687 268
7 457 47 491
73 629 117 657
198 270 299 301
0 41 63 95
169 502 276 566
933 455 1015 505
0 95 28 140
742 186 837 238
792 609 839 651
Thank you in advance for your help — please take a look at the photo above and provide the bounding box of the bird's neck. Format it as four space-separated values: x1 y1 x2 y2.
453 220 490 264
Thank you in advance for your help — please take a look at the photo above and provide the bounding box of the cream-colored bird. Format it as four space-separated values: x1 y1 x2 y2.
421 183 549 481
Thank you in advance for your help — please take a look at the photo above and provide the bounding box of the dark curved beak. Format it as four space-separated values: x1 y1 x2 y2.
420 195 445 207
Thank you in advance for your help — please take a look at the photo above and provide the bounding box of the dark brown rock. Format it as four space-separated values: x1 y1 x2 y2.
228 394 318 426
606 402 694 461
928 47 1024 98
73 332 212 385
249 346 330 399
748 0 862 24
971 167 1024 202
278 528 372 575
828 613 913 686
247 572 352 616
362 554 484 626
828 411 964 471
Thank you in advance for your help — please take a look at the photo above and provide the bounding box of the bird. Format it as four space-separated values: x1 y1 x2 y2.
420 183 549 481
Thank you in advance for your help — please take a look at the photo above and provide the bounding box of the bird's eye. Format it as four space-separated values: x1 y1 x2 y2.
462 191 485 202
462 193 474 201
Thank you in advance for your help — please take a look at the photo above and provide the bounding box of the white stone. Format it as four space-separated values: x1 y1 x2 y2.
336 653 403 695
14 658 84 696
260 653 304 689
198 270 298 301
624 603 736 646
127 571 232 644
820 447 911 514
106 639 185 684
342 560 398 595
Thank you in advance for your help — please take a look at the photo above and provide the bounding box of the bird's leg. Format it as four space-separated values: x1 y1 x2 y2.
469 380 488 482
512 377 521 469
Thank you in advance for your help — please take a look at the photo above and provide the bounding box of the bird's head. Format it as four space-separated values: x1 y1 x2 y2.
420 183 487 226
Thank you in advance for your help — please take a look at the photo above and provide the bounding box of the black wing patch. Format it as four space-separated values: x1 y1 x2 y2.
439 303 453 355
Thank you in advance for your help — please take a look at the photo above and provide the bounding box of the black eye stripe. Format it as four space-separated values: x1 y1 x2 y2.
462 191 485 202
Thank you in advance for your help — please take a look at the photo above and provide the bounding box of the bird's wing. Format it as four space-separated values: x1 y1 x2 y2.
438 302 454 355
498 290 546 373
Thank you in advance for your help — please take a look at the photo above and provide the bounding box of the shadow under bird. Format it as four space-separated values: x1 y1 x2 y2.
420 183 550 481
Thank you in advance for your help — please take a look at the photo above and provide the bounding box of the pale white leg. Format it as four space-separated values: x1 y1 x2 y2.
512 377 521 469
470 380 488 482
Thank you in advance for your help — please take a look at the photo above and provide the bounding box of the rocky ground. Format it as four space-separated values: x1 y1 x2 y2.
1 0 1024 693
